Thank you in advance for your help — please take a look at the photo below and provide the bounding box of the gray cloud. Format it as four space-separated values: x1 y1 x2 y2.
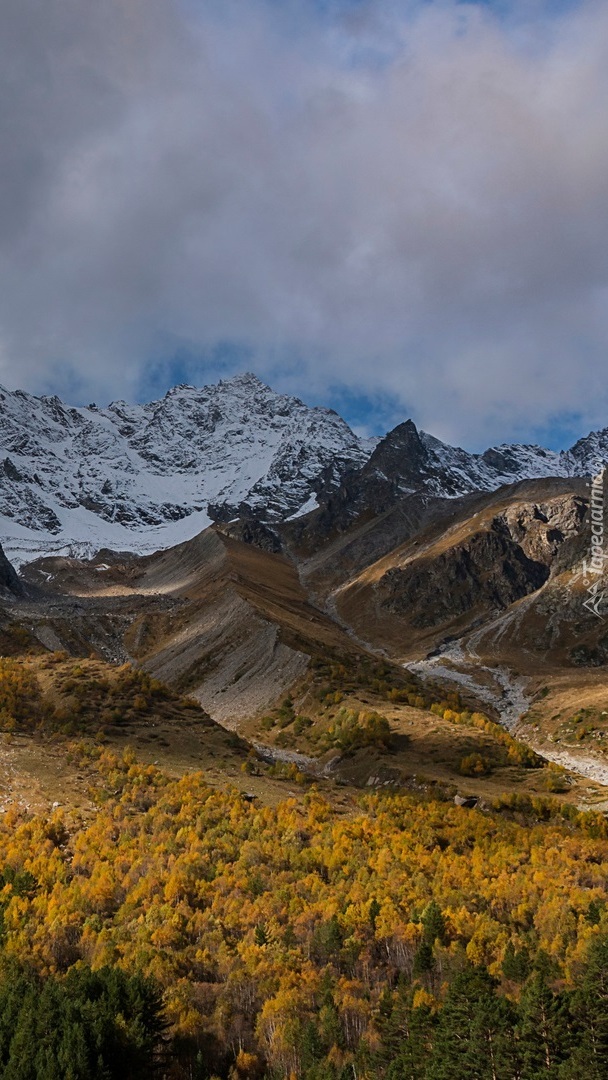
0 0 606 446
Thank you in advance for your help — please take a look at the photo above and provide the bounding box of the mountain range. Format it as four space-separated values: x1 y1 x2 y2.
0 370 607 811
0 371 606 566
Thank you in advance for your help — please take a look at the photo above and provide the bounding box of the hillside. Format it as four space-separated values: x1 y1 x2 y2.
0 499 604 811
0 750 608 1077
308 478 588 658
18 525 363 725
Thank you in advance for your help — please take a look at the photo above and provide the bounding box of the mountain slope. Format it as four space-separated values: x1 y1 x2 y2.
5 470 608 794
287 472 608 785
16 524 364 726
313 479 589 658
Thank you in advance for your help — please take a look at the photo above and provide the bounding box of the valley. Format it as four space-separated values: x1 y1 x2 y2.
1 468 607 811
0 378 607 1077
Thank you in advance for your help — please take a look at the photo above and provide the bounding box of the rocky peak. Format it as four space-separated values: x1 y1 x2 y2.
0 377 371 565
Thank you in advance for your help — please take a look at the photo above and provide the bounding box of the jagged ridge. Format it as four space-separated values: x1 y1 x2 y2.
308 419 608 534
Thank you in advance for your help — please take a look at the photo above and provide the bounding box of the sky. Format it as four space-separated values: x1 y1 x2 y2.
0 0 606 449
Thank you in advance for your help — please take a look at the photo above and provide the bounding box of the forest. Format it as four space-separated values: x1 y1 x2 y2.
0 741 607 1077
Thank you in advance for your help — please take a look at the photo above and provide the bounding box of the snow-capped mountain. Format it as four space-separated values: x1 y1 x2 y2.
0 371 605 566
310 419 608 527
0 373 371 564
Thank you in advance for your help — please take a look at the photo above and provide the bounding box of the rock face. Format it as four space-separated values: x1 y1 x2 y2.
329 484 594 656
379 528 551 630
375 493 587 635
0 542 21 595
498 496 588 566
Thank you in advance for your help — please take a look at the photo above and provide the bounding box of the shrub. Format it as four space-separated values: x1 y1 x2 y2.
458 753 493 777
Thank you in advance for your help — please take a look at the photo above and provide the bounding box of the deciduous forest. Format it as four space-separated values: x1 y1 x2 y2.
0 744 608 1077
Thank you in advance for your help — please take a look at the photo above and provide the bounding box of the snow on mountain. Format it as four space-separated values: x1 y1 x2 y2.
419 432 571 495
568 429 608 474
0 373 371 565
418 429 608 494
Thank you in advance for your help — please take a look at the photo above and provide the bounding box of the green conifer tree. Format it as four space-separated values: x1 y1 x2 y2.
426 965 517 1080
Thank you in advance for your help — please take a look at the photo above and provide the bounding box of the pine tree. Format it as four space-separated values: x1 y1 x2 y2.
426 965 517 1080
517 971 571 1079
311 916 344 965
369 897 381 931
502 942 531 984
298 1020 325 1073
381 988 434 1080
558 936 608 1080
421 901 446 946
3 983 39 1080
0 964 165 1080
254 924 268 947
412 940 434 978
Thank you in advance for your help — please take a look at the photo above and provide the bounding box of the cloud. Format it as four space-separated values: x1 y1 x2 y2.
0 0 606 446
